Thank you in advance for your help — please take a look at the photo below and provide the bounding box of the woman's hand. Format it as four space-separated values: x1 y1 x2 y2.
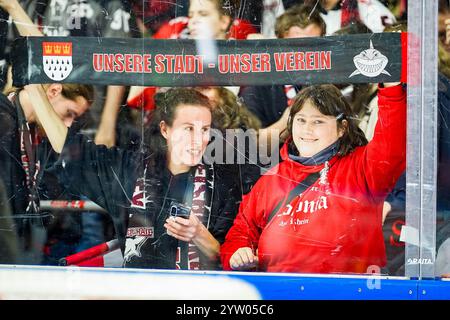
164 213 202 243
165 211 221 260
229 247 258 271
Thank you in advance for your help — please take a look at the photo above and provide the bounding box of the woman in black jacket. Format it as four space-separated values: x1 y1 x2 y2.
27 85 241 270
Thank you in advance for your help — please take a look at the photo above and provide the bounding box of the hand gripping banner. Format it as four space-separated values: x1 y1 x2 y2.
11 32 406 87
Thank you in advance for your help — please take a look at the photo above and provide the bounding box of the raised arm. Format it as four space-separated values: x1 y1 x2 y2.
94 85 126 148
1 2 65 151
0 0 42 36
361 82 406 198
23 84 68 153
24 86 139 252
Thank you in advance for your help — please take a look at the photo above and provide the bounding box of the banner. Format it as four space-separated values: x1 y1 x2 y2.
12 33 406 87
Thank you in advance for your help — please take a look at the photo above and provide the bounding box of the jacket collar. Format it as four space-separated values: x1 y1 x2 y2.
279 140 340 174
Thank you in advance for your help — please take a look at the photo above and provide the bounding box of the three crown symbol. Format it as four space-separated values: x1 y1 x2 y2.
42 42 72 55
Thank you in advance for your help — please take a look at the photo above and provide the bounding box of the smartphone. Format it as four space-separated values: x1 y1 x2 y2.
169 201 191 219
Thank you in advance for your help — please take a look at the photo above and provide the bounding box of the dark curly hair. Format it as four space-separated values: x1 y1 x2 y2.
208 87 261 131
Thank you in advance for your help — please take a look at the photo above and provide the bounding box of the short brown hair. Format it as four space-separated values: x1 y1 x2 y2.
5 83 94 104
287 84 368 156
275 4 326 38
60 84 94 104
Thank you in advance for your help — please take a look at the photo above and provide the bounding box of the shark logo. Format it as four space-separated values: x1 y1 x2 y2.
349 40 391 78
123 236 148 263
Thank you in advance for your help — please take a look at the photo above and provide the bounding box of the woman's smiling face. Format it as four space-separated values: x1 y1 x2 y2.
292 99 344 158
161 104 212 169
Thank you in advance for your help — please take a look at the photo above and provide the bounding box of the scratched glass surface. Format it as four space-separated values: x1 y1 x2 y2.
0 0 445 287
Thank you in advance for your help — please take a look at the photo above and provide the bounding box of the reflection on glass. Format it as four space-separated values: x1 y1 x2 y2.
0 0 427 282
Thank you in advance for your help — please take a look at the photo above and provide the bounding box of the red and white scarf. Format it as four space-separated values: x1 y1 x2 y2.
186 164 209 270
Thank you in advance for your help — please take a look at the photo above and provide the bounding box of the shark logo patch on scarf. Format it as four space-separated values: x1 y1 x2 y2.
349 40 391 78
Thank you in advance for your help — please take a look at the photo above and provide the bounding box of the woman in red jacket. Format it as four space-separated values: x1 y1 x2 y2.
220 82 406 274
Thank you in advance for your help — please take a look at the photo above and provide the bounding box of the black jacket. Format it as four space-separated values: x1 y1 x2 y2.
53 126 242 269
239 84 301 128
0 93 29 217
0 93 83 255
0 92 72 206
0 177 19 264
239 85 287 128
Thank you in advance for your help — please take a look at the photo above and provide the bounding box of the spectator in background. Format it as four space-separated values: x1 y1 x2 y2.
436 66 450 277
439 0 450 51
387 68 450 277
430 1 450 271
436 236 450 277
387 0 407 21
129 0 187 36
304 0 396 35
438 4 450 229
239 4 326 128
0 83 93 264
152 0 257 40
380 18 450 276
130 0 261 38
259 0 285 39
127 0 257 113
258 0 307 39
